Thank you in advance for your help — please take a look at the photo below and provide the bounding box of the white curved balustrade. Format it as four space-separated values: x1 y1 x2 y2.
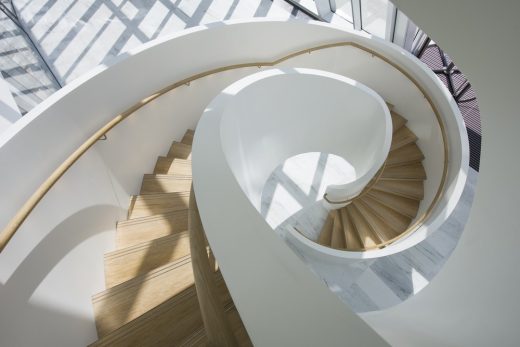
0 20 468 346
212 68 391 210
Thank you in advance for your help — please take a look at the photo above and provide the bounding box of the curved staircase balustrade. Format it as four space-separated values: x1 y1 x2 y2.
189 186 239 347
0 21 468 346
0 40 449 254
323 160 387 205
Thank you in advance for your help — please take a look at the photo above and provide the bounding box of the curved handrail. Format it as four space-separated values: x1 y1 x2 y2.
323 161 387 205
0 40 449 254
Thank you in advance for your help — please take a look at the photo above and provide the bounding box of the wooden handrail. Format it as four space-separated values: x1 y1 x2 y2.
189 186 238 346
0 40 449 253
323 161 387 205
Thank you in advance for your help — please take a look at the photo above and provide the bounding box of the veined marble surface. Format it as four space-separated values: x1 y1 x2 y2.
260 152 478 313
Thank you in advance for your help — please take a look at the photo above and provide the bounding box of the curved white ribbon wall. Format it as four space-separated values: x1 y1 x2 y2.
211 68 391 209
0 20 468 346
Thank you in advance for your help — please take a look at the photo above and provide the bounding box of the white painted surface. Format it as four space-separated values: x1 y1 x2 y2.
261 152 354 229
0 75 21 133
194 67 388 347
0 20 468 346
357 1 520 346
216 68 391 208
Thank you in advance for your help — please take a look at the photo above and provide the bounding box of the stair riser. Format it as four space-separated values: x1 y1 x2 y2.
140 178 192 195
116 211 189 248
91 275 232 346
154 158 192 175
128 193 190 219
105 233 191 288
168 143 192 159
93 257 195 337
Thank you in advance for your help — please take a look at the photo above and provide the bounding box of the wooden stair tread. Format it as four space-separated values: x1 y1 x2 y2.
381 162 426 180
116 210 188 248
154 157 192 175
140 174 192 195
373 179 424 200
90 273 229 347
346 204 381 249
167 142 192 159
360 196 412 232
128 191 190 219
365 190 420 218
92 255 195 336
353 201 398 241
104 232 191 288
339 208 363 251
317 212 334 246
330 210 345 249
390 111 407 133
386 143 424 167
390 126 418 152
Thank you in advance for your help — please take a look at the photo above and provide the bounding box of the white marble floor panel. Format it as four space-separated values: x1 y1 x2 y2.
260 152 478 312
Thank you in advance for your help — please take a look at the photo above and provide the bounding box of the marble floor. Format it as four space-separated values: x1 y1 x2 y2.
11 0 311 85
260 152 478 313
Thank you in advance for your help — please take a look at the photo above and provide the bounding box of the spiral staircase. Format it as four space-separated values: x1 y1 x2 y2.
0 20 476 347
317 110 426 250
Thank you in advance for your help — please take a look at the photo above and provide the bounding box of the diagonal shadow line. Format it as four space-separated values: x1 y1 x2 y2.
46 0 103 62
277 169 317 207
223 0 240 20
150 7 175 40
30 0 78 43
3 205 123 300
308 152 328 202
254 0 274 18
60 8 121 81
107 191 190 327
185 0 215 28
16 0 55 29
104 1 157 42
260 177 278 218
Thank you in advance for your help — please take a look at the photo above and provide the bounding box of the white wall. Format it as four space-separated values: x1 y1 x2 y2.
361 1 520 346
217 68 391 207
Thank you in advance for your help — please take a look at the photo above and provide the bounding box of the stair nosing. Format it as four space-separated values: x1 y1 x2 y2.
365 191 418 218
105 231 189 260
348 203 383 247
117 209 188 228
131 191 191 200
371 185 423 200
91 274 224 346
143 174 193 180
352 201 388 241
362 195 414 224
93 255 193 302
355 200 400 240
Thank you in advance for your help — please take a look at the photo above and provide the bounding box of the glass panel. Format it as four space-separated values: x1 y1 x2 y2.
0 9 59 114
361 0 390 38
335 0 353 22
